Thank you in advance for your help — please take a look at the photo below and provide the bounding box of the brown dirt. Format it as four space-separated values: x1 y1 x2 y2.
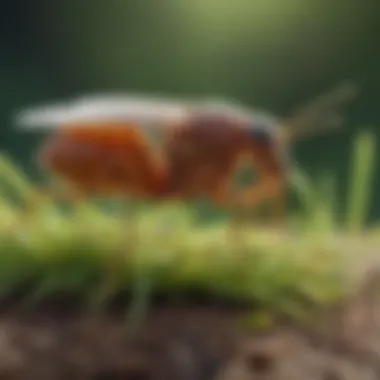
0 269 380 380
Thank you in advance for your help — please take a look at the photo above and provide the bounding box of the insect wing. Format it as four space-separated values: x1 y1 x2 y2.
13 94 191 131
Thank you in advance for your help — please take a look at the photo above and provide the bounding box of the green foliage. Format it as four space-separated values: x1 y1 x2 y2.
346 130 376 233
0 130 376 323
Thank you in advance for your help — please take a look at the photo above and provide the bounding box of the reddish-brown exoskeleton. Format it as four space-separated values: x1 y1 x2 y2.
160 109 288 225
38 122 168 200
14 84 357 222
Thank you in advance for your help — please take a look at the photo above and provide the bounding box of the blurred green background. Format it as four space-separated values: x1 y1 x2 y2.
0 0 379 222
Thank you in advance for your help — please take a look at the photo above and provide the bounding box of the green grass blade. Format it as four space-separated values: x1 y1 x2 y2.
346 129 376 233
0 153 35 201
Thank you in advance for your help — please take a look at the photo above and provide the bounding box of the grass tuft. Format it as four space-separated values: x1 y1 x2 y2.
0 130 377 323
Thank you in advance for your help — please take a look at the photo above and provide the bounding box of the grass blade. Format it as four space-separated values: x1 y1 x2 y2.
346 129 376 233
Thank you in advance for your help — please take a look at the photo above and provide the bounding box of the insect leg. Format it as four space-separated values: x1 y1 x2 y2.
237 169 287 227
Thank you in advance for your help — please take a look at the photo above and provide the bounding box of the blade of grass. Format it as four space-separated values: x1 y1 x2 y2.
346 129 376 233
0 154 35 201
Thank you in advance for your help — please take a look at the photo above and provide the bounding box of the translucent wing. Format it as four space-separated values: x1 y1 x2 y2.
14 92 282 145
13 93 192 131
192 97 279 129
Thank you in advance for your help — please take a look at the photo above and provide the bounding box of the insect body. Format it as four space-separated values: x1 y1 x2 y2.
14 84 356 219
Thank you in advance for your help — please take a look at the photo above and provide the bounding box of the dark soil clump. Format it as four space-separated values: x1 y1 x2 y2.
0 273 379 380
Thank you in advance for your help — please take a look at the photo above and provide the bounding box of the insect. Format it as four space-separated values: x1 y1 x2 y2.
14 84 357 221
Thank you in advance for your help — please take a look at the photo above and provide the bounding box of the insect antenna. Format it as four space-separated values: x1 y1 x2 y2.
279 81 359 142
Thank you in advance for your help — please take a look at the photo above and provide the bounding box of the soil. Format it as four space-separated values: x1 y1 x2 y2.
0 269 380 380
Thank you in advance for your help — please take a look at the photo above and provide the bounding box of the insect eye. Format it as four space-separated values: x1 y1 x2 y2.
248 128 271 143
